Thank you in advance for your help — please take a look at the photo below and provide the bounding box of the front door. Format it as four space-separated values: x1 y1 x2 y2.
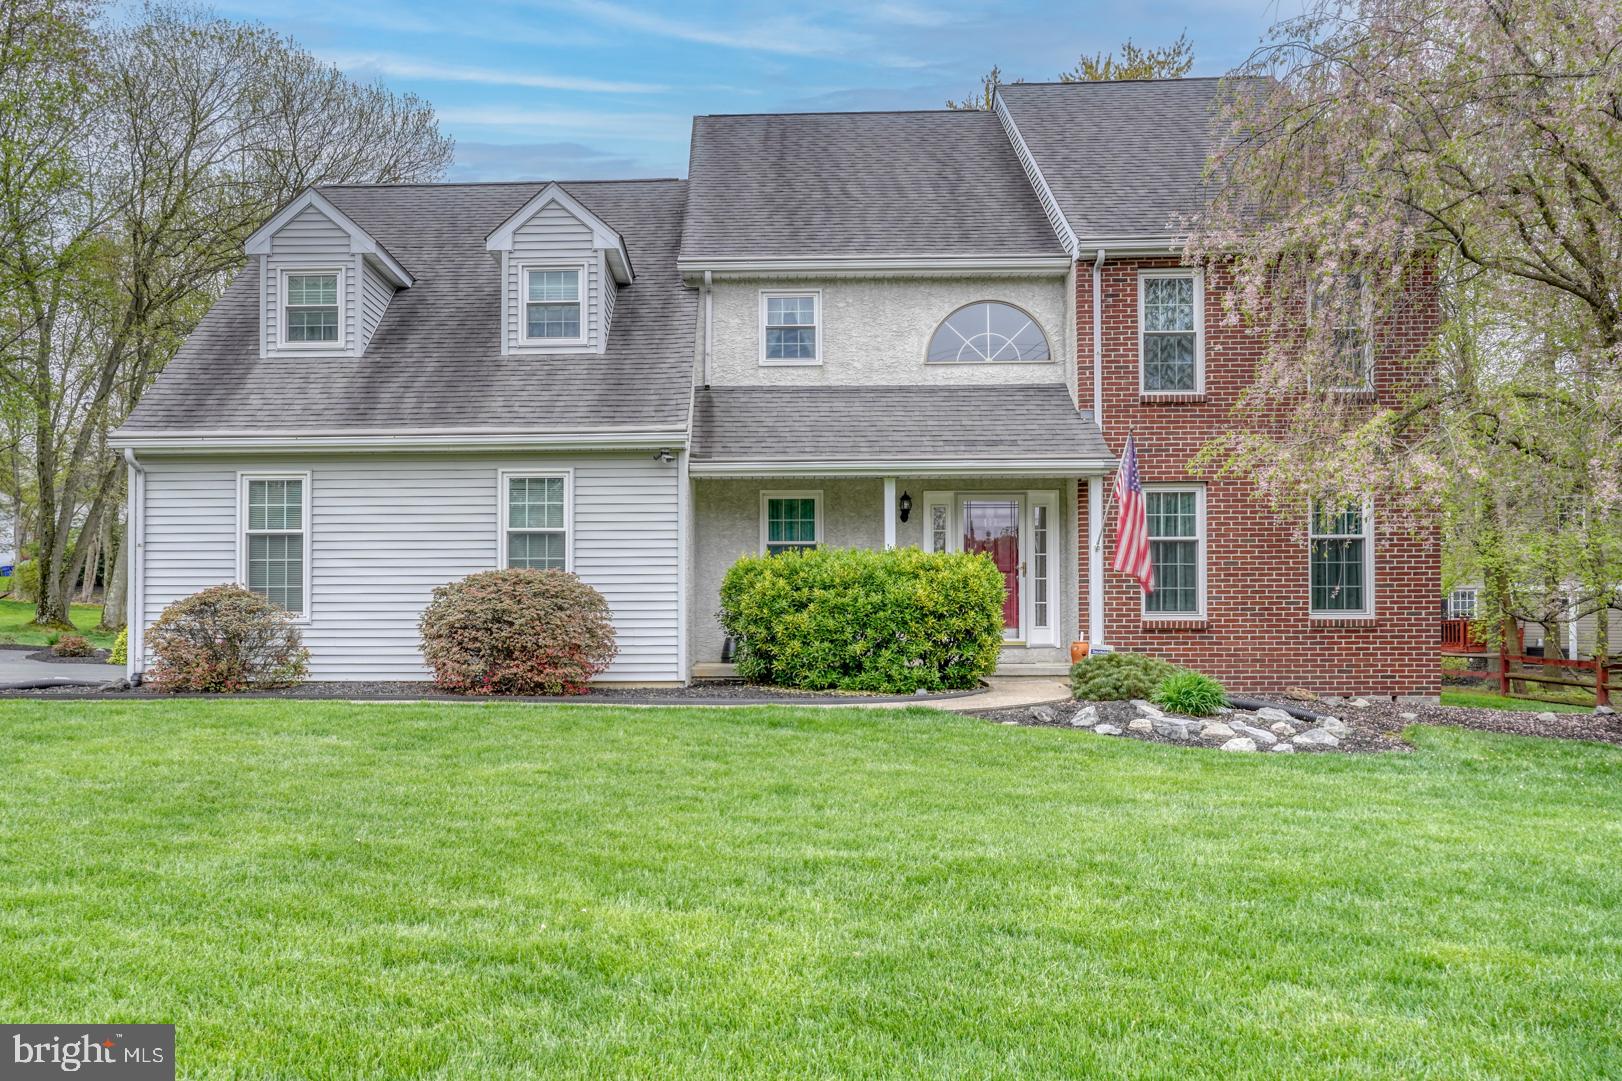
962 497 1022 639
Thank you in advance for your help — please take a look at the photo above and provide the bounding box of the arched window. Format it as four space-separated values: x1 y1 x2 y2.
927 302 1050 363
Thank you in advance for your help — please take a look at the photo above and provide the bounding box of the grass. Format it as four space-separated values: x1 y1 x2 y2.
2 701 1619 1079
0 597 115 648
1441 689 1595 713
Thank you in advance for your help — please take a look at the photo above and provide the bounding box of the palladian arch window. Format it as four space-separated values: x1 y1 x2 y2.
927 302 1051 363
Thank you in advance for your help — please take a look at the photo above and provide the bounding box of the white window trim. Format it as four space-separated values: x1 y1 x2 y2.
1138 268 1204 395
236 470 313 623
1141 484 1206 620
924 301 1055 366
759 489 823 554
1307 274 1375 392
1027 490 1060 645
1309 499 1376 618
518 262 590 348
1448 587 1478 620
498 468 575 571
758 289 822 366
277 267 345 351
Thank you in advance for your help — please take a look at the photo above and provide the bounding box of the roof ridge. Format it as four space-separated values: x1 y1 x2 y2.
318 177 684 191
1002 75 1257 88
696 108 990 119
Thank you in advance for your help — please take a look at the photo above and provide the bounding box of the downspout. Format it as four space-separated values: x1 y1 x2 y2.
702 270 713 388
122 447 145 684
1091 248 1105 423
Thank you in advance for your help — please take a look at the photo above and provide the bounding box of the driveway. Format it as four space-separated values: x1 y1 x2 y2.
0 649 113 688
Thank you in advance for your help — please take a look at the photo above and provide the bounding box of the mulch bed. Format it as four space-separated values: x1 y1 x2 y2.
971 697 1622 752
24 648 113 665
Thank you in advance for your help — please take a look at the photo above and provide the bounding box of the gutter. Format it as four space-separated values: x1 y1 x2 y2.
702 270 713 388
111 428 691 454
679 254 1071 278
1092 248 1105 423
122 447 144 684
688 457 1117 479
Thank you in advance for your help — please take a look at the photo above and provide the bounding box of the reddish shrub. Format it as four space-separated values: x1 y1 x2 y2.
418 569 617 695
147 584 309 692
51 634 94 657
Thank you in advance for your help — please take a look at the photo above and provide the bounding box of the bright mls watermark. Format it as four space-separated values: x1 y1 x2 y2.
3 1026 173 1079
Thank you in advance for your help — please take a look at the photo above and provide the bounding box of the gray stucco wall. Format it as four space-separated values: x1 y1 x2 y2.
690 476 1078 669
707 275 1069 387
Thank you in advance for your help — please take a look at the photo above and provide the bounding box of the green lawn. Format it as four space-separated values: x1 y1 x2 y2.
0 597 115 647
2 702 1619 1079
1441 688 1595 713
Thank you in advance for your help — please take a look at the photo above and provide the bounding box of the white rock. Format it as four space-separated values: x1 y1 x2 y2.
1231 722 1278 746
1071 705 1099 728
1270 742 1295 753
1597 705 1617 717
1131 699 1165 719
1094 724 1123 736
1535 711 1557 722
1150 715 1197 740
1292 728 1341 748
1200 722 1237 740
1220 737 1258 752
1349 698 1371 709
1399 712 1419 721
1030 705 1057 724
1268 720 1297 737
1255 707 1295 724
1127 718 1154 734
1316 716 1351 736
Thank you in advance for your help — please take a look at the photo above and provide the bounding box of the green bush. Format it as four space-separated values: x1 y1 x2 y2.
8 559 39 602
51 634 94 657
109 627 128 666
1070 650 1180 701
148 584 309 692
718 546 1005 693
1152 670 1228 716
418 568 618 695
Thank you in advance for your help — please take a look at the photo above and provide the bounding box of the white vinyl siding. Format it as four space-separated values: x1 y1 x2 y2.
505 202 603 353
359 261 395 349
138 454 681 682
269 204 350 255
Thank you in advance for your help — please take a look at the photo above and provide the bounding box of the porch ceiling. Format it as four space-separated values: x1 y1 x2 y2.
689 385 1114 477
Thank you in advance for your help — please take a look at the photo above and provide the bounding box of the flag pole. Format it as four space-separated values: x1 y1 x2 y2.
1091 427 1132 554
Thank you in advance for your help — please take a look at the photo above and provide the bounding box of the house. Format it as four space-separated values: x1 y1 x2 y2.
112 79 1442 697
1444 583 1621 659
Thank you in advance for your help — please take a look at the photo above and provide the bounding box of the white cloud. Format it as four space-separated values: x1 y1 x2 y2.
437 105 692 143
321 50 667 93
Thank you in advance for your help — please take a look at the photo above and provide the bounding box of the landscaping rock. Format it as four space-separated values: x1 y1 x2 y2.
1255 707 1295 724
1094 724 1123 736
1535 711 1557 722
1268 720 1297 737
1220 737 1257 752
1270 742 1295 753
1127 718 1154 734
1231 722 1278 747
1030 705 1057 724
1200 722 1237 740
1285 686 1318 702
1131 699 1165 719
1071 705 1098 728
1316 716 1351 737
1596 705 1616 717
1399 712 1418 721
1349 698 1371 709
1292 728 1341 748
1150 715 1197 740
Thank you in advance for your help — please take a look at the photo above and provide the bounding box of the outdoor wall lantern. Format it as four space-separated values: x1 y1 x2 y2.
898 491 912 523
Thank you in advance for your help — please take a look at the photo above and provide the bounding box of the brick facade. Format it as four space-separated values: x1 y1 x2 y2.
1076 256 1441 697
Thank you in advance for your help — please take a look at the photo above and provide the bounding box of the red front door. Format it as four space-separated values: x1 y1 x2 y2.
962 499 1020 637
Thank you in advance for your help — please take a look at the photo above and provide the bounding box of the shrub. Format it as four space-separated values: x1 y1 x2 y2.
109 627 128 666
147 584 309 692
51 634 94 658
718 547 1005 693
1152 670 1228 716
8 559 39 602
418 568 617 695
1070 650 1180 701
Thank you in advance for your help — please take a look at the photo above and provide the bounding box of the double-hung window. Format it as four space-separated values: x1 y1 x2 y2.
761 491 821 555
242 474 308 616
1144 487 1203 615
1448 588 1478 620
503 473 569 570
1310 501 1373 615
1139 271 1201 393
760 291 820 364
1313 272 1373 390
523 267 584 344
283 271 340 345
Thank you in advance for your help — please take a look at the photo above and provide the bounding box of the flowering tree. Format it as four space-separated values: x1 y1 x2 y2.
1188 0 1622 667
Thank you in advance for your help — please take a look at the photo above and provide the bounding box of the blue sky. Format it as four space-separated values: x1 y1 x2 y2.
202 0 1297 181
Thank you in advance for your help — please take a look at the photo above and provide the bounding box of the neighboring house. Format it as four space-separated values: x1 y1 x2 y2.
1444 584 1621 658
112 79 1442 695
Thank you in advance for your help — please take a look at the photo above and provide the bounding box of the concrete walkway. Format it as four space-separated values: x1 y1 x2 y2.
930 676 1072 713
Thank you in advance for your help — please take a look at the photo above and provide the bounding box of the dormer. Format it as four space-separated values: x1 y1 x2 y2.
245 189 413 360
486 183 634 356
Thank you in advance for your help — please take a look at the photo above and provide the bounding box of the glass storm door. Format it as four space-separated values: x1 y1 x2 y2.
962 498 1022 639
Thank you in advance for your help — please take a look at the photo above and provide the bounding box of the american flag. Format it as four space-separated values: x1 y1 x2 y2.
1111 434 1155 593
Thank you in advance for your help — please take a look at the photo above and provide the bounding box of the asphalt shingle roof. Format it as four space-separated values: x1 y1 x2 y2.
999 78 1264 243
691 385 1108 464
680 111 1065 260
119 179 694 435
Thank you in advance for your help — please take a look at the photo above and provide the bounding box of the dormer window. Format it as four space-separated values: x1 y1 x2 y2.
523 266 585 344
282 270 341 346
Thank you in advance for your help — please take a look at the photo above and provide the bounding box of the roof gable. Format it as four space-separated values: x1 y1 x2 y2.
244 189 413 286
485 182 633 283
